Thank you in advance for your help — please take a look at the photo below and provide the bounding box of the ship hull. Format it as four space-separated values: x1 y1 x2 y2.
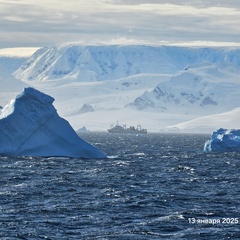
108 129 147 134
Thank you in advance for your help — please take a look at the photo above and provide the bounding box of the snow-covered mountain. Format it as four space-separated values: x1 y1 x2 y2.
2 44 240 132
131 62 240 114
167 107 240 133
13 44 240 83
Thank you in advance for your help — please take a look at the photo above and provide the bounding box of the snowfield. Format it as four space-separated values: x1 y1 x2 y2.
1 44 240 133
132 62 240 114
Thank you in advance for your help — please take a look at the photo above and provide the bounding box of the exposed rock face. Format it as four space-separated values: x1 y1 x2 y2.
0 87 106 158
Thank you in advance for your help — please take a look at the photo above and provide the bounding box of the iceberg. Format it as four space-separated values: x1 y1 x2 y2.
204 128 240 152
0 87 106 158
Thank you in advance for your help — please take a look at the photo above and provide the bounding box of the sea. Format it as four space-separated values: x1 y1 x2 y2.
0 132 240 240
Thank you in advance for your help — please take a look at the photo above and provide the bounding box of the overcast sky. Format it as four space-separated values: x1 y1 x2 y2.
1 0 240 48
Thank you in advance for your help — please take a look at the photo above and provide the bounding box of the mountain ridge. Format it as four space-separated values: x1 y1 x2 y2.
13 44 240 83
130 61 240 114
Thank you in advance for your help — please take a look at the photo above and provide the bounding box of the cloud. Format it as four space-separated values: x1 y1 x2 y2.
0 0 240 48
110 0 240 8
3 15 30 22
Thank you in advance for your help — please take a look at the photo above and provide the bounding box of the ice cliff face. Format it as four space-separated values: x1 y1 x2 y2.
204 128 240 152
0 87 106 158
13 44 240 83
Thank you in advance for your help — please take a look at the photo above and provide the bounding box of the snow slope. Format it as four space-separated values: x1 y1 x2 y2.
13 44 183 82
0 87 106 158
25 73 169 116
167 108 240 133
131 62 240 115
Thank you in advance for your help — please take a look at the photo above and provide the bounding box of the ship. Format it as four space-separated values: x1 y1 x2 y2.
108 122 147 134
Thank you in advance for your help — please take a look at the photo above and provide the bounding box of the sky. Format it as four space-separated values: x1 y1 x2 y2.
1 0 240 48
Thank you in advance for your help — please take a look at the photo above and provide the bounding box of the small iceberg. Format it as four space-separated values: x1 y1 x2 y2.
77 126 90 133
204 128 240 152
0 87 106 158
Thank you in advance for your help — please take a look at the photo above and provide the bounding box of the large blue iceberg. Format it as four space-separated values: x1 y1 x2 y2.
0 87 106 158
204 128 240 152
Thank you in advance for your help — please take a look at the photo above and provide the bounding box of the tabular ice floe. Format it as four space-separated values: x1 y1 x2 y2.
204 128 240 152
0 87 106 158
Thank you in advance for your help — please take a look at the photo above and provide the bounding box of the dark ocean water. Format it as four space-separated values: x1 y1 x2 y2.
0 133 240 240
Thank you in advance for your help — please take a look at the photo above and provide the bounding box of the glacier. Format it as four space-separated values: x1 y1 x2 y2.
0 87 106 158
204 128 240 152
